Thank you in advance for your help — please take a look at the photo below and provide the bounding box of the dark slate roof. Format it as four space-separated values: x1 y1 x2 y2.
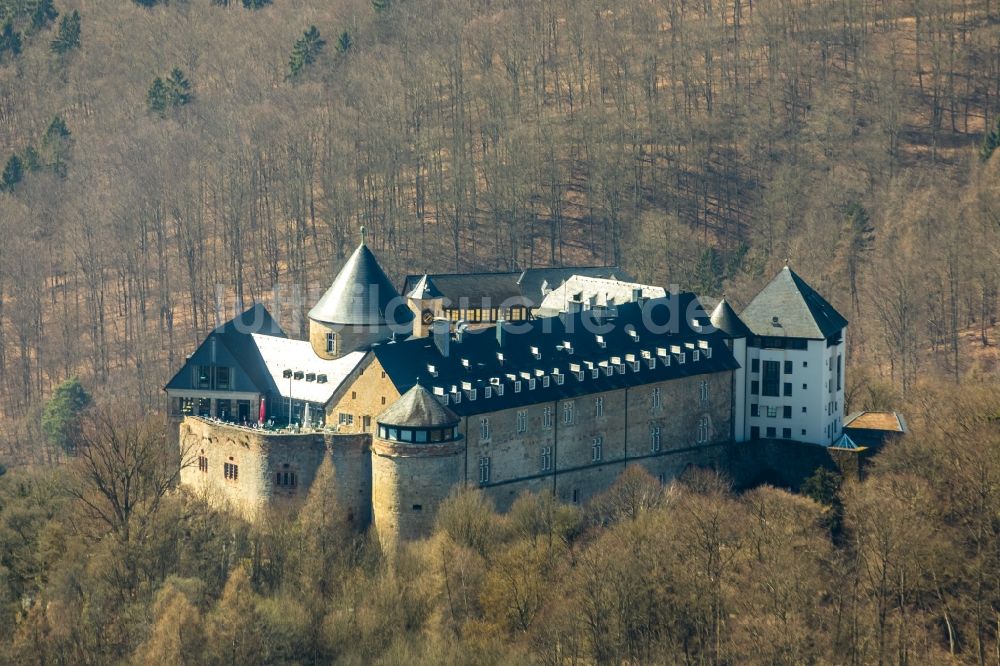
372 294 739 417
165 304 285 394
400 266 630 310
406 274 444 300
739 267 848 339
709 298 752 339
309 241 414 326
377 383 460 427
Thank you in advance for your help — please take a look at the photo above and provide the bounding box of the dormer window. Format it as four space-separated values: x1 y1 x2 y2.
325 332 337 355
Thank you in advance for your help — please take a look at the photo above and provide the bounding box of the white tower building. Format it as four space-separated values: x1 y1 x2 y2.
737 266 848 446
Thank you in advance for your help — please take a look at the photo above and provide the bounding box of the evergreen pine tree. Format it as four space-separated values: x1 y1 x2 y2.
147 77 168 116
981 115 1000 162
0 22 23 59
42 115 72 176
41 377 91 454
372 0 390 13
288 25 325 78
50 10 80 54
30 0 58 32
2 154 23 192
337 30 352 54
240 0 271 9
165 68 192 106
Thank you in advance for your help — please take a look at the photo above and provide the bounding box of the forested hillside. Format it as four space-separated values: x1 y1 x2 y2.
1 384 999 663
0 0 999 438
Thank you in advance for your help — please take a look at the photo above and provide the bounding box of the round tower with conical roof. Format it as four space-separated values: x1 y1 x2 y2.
308 228 414 359
710 297 750 442
370 383 464 550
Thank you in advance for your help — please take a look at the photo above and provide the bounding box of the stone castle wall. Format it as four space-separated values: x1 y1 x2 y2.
179 418 371 523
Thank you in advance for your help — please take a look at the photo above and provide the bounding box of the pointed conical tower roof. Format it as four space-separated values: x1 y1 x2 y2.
740 266 847 339
308 230 414 327
710 297 751 338
377 383 459 429
406 274 444 300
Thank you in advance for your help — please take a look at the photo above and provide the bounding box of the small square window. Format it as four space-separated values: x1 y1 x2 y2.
802 361 808 368
802 383 807 390
782 427 791 439
801 429 807 435
766 427 776 438
750 404 759 417
802 406 807 413
766 406 778 418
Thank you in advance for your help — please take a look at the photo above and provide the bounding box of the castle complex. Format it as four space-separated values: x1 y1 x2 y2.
167 232 879 550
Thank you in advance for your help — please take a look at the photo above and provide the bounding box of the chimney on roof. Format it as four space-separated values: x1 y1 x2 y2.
432 318 450 357
631 287 642 302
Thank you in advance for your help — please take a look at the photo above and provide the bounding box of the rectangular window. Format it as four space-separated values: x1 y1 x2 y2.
783 405 792 419
766 406 778 418
198 455 208 473
215 367 231 390
479 457 490 484
697 416 710 444
591 436 603 462
751 380 759 396
751 358 760 373
541 447 552 471
652 387 661 409
750 404 759 417
480 418 490 441
325 333 336 355
699 380 709 405
572 488 580 504
650 425 661 453
766 426 776 438
782 428 792 439
196 365 211 389
542 406 552 429
802 406 807 413
837 355 842 390
783 360 793 374
516 410 527 434
338 413 354 426
563 402 574 425
783 382 792 397
594 396 604 418
762 361 780 396
275 471 297 487
223 462 239 481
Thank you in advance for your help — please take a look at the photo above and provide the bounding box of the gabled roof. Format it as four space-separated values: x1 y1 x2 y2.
739 266 848 339
165 304 286 394
709 298 752 339
377 383 460 428
372 294 739 417
406 274 444 300
536 276 665 318
308 240 413 326
400 266 631 310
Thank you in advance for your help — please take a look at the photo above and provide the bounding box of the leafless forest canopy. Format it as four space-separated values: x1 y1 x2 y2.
0 0 997 428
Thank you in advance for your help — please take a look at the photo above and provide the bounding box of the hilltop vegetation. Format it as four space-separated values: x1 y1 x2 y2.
0 383 998 663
